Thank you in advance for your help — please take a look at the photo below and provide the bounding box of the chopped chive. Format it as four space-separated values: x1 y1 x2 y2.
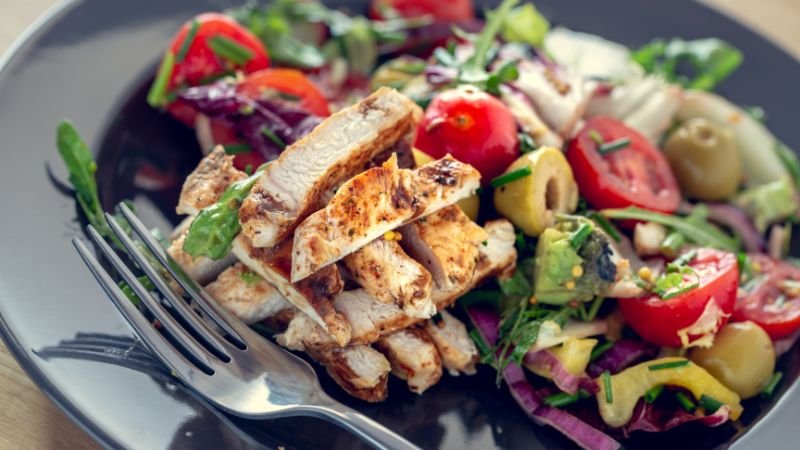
590 341 614 361
648 359 689 371
761 371 783 398
147 50 175 108
197 70 235 85
660 232 686 259
223 143 252 155
261 127 287 149
645 385 664 403
244 164 253 176
469 329 494 363
586 297 605 321
208 35 254 66
176 19 199 62
675 392 696 412
597 137 631 155
569 223 593 250
602 371 613 403
589 129 604 145
699 394 724 413
544 391 583 408
590 212 621 242
519 132 537 154
672 249 698 267
491 166 532 188
661 281 699 300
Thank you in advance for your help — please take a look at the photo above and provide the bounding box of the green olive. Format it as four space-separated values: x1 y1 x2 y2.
664 117 741 200
690 321 775 399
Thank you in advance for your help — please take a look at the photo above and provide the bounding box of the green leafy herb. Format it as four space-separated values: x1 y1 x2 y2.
586 297 605 322
470 328 495 364
261 127 287 150
118 276 156 306
761 371 783 398
597 137 630 155
699 394 724 413
208 35 254 66
590 341 613 361
183 164 268 260
499 3 550 48
601 207 739 252
147 50 175 108
176 19 200 62
491 166 532 188
645 384 664 403
458 0 518 85
734 177 799 232
223 143 252 155
485 61 520 95
648 359 689 371
660 231 686 259
774 141 800 188
239 270 262 285
589 129 604 145
602 371 613 403
632 38 742 91
544 390 590 408
675 392 696 412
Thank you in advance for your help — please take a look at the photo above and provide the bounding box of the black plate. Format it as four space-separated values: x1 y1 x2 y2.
1 0 799 448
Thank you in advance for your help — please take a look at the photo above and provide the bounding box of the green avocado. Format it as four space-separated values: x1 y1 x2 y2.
534 228 587 304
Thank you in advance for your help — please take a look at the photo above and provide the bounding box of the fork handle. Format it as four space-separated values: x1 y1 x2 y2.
306 403 421 450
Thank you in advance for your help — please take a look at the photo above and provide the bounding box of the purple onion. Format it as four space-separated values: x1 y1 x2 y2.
623 400 730 437
587 340 658 378
524 350 598 395
705 203 765 252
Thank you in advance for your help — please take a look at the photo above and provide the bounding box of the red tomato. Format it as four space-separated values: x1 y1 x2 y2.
414 86 519 184
566 117 681 213
237 69 330 117
618 249 739 347
369 0 475 22
163 13 270 126
733 254 800 339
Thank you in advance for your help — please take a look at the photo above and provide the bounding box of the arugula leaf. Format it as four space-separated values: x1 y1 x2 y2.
485 61 520 95
632 38 742 91
183 165 268 260
601 207 739 252
459 0 518 84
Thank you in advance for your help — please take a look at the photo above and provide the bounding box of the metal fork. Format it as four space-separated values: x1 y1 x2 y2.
72 203 419 450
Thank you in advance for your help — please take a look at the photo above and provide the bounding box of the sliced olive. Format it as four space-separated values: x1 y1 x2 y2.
664 117 741 200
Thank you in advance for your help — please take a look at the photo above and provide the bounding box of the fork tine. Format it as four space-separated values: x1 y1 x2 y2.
118 203 247 348
72 236 203 378
105 212 234 361
84 225 216 374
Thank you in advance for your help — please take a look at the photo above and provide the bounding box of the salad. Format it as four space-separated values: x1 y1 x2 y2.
56 0 800 448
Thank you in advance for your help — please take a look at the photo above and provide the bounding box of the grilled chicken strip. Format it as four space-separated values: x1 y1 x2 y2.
291 155 481 281
176 146 246 216
342 237 434 319
277 219 517 350
400 206 487 294
423 311 479 376
375 327 443 394
231 235 351 346
307 345 391 403
168 223 237 285
239 87 422 248
204 263 292 324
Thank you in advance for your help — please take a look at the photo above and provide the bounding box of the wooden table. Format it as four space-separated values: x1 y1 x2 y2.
0 0 798 448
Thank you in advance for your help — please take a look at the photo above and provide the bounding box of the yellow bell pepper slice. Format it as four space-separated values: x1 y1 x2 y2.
412 148 480 220
550 338 597 375
596 357 743 428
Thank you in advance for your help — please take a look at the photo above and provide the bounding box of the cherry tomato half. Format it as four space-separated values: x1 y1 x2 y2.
237 68 331 117
618 249 739 347
414 86 519 184
733 254 800 339
369 0 475 22
163 13 270 126
566 117 681 213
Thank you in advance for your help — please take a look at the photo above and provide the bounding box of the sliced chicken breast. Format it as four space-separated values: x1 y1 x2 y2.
204 263 292 324
176 146 247 216
278 219 517 350
308 345 391 403
168 224 237 285
239 87 422 248
342 237 434 319
291 155 481 281
423 310 479 376
375 327 443 394
231 235 351 346
400 206 487 294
